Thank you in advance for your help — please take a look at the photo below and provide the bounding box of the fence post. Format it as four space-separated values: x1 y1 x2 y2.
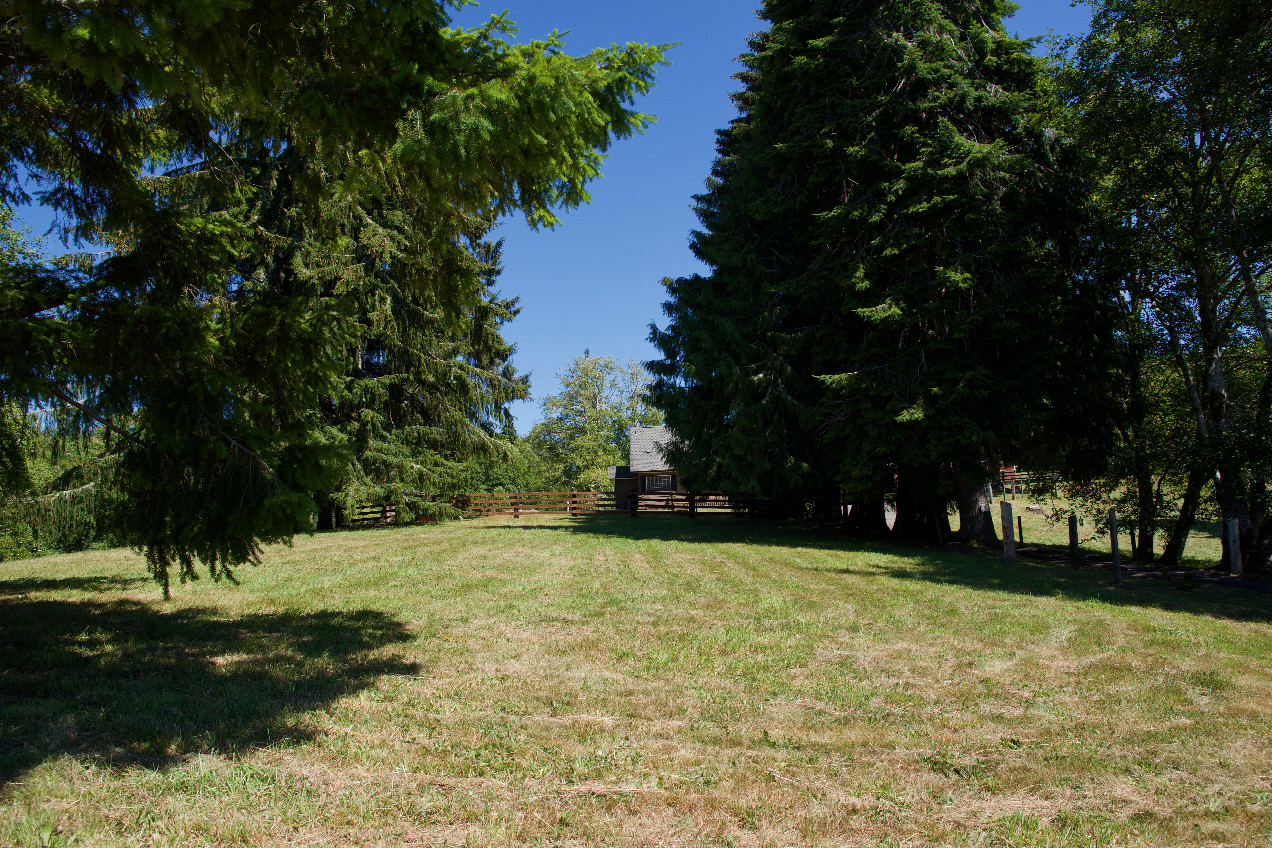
688 492 697 519
1227 518 1243 576
513 491 520 520
1109 509 1122 587
1017 515 1024 547
629 492 638 518
1129 520 1137 560
1001 501 1016 563
569 489 576 517
1068 515 1079 561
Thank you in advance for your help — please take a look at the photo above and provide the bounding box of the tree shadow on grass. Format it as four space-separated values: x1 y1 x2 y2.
0 575 151 595
0 597 417 787
477 513 1272 624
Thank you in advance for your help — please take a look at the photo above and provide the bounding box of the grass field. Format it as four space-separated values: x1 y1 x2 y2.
989 491 1227 569
2 513 1269 847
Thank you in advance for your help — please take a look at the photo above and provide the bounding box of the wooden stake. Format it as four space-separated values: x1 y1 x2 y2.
1001 501 1016 563
1227 518 1243 576
1068 515 1079 561
1017 515 1023 546
1109 509 1122 587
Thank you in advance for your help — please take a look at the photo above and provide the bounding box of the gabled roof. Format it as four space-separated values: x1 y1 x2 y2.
629 425 674 472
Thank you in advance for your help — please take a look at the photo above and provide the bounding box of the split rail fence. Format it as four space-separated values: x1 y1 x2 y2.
457 491 742 519
335 490 755 528
459 490 615 518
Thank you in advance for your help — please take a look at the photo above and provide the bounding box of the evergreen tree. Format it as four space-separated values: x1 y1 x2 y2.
320 237 530 523
650 0 1119 541
1 2 666 592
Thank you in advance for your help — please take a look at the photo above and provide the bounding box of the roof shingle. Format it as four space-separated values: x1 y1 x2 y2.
629 426 674 472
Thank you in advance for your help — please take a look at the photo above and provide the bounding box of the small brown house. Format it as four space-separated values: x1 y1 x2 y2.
610 426 685 505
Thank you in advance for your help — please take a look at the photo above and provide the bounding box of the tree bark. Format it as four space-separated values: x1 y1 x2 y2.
892 463 948 544
844 487 890 536
1201 330 1255 569
1160 462 1205 566
952 461 1000 546
1131 457 1157 561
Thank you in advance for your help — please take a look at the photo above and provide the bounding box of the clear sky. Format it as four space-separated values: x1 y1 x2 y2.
452 0 1094 432
14 1 1094 434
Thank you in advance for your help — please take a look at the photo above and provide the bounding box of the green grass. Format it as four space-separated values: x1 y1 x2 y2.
2 514 1270 847
989 490 1226 568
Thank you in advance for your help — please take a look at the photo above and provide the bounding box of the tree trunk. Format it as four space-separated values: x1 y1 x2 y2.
1131 458 1157 561
892 463 948 544
952 461 999 546
1203 342 1255 569
1160 463 1205 566
1124 307 1156 562
1250 367 1272 572
844 490 890 536
1215 461 1256 571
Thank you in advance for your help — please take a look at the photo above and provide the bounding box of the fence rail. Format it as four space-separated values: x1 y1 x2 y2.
343 504 398 528
459 490 615 517
997 469 1054 497
335 490 759 527
459 491 750 518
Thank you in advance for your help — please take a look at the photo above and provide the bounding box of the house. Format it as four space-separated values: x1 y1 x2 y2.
609 425 685 505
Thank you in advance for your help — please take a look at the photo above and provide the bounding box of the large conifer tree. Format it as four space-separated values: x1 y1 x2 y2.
320 237 530 524
650 0 1117 541
1 2 666 591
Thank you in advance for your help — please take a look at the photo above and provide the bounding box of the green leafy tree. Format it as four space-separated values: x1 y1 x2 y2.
529 353 663 491
456 434 556 495
1061 0 1272 568
0 210 108 559
0 2 666 592
649 0 1119 542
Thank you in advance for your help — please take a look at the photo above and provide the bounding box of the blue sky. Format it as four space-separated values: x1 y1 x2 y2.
14 1 1093 434
453 0 1094 432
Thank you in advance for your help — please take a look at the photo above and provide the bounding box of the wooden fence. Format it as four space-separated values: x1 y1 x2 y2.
997 468 1054 498
458 490 615 517
342 504 399 528
457 491 747 518
334 490 756 527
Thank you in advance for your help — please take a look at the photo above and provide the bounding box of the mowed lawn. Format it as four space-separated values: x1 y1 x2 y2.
2 515 1270 847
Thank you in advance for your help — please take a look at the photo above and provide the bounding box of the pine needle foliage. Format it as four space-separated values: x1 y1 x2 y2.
649 0 1119 539
323 237 530 521
1 1 667 592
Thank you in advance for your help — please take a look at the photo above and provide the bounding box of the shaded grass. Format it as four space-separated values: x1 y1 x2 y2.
2 515 1270 847
986 492 1226 569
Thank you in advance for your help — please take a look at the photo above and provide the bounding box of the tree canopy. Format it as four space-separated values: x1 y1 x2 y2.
1058 0 1272 568
649 0 1119 540
0 1 666 591
529 352 663 491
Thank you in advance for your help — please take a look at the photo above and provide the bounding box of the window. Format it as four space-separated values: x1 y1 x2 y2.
643 474 673 493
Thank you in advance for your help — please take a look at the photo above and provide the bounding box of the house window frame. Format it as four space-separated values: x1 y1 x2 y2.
643 474 673 493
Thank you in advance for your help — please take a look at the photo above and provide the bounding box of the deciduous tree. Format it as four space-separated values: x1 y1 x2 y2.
530 353 662 491
1062 0 1272 568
